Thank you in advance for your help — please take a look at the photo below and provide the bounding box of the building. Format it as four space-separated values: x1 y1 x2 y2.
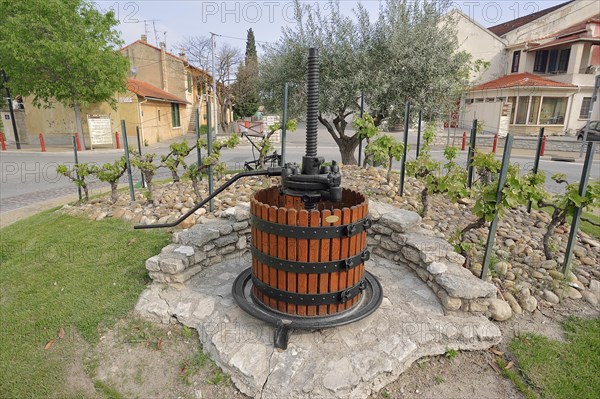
454 0 600 136
1 35 215 147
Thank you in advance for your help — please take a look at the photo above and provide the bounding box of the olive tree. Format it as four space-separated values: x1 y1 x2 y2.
259 0 471 164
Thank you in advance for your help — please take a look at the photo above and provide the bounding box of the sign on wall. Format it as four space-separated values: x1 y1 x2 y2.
87 115 113 147
499 102 512 136
263 115 281 143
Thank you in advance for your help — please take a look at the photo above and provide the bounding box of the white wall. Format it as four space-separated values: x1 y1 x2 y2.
451 11 507 84
502 0 599 45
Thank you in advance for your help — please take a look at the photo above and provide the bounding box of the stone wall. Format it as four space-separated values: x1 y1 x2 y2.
144 200 511 320
144 205 251 286
432 134 600 154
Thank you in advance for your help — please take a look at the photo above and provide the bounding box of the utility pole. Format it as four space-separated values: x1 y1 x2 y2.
1 69 21 149
210 32 219 136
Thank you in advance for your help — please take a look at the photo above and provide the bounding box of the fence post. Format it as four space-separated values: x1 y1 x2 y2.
121 121 136 202
195 107 202 176
39 133 46 152
115 131 120 149
540 136 547 156
416 110 422 157
136 126 145 188
74 132 83 151
398 100 410 196
1 132 7 150
281 83 289 166
480 134 514 279
467 119 478 189
461 131 466 151
358 91 364 165
492 133 498 154
562 142 596 276
72 135 82 201
527 127 545 213
206 100 214 211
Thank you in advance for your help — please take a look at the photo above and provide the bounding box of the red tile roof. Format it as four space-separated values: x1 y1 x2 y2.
472 73 576 91
488 1 573 37
126 79 188 103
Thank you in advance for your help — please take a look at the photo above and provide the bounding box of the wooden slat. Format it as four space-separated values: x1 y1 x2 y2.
251 199 258 299
286 207 298 315
268 205 278 309
328 208 342 314
338 207 351 312
261 203 270 307
297 210 309 316
307 209 320 316
348 205 359 308
277 207 287 313
319 209 331 315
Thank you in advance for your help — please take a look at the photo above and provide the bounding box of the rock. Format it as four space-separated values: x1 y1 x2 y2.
581 257 596 266
495 262 509 276
531 271 544 279
581 291 599 306
503 292 522 315
519 295 538 313
145 255 160 272
566 286 582 300
541 260 557 269
573 246 586 258
178 225 220 247
590 280 600 297
220 203 250 221
488 298 512 321
236 236 247 250
471 263 482 277
379 210 422 233
427 262 447 275
505 271 515 281
548 270 564 280
543 290 560 304
180 215 197 229
434 273 496 299
504 239 516 248
436 290 461 311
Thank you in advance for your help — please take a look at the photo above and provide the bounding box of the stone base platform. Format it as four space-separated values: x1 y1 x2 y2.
135 254 501 399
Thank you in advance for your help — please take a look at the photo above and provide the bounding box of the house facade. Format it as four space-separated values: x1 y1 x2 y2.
455 0 600 136
3 35 215 147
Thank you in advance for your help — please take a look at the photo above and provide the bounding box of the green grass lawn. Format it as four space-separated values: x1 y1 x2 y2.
510 317 600 399
0 210 170 398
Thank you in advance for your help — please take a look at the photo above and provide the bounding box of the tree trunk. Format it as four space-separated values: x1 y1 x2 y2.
82 184 89 202
543 216 564 260
338 137 359 165
171 169 180 182
191 177 202 201
458 217 486 266
110 182 118 203
386 155 393 183
143 172 154 201
421 187 429 218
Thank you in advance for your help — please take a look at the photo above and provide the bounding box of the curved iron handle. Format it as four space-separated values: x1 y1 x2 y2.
134 168 281 229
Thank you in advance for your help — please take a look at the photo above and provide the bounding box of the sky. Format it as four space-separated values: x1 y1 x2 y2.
95 0 568 55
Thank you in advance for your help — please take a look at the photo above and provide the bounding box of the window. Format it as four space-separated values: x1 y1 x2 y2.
187 72 192 93
533 50 548 73
557 48 570 72
579 97 592 119
511 51 521 73
515 97 529 124
508 96 516 123
528 96 541 124
171 103 181 127
539 97 567 124
548 50 559 73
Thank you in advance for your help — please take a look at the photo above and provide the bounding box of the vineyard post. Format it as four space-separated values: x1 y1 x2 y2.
527 127 544 213
480 134 514 279
562 142 596 275
467 119 477 188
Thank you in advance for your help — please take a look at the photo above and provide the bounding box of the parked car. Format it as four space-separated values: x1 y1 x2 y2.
576 121 600 141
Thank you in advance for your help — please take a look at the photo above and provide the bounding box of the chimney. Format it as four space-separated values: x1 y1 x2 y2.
141 34 147 43
179 49 187 62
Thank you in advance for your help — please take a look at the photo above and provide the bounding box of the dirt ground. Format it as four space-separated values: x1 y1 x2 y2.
62 298 597 399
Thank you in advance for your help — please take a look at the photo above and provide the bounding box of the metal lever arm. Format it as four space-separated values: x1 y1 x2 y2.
134 168 282 229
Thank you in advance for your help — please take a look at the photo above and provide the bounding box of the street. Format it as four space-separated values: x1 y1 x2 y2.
1 125 598 216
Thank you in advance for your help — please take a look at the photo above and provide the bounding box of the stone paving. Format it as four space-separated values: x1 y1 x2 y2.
135 253 501 399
